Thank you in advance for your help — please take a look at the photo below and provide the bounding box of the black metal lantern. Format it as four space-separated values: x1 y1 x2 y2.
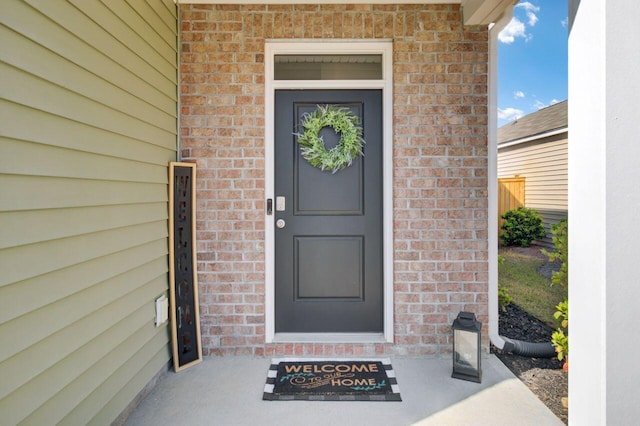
452 311 482 383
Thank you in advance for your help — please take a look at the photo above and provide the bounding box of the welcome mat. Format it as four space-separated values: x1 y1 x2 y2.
263 358 401 401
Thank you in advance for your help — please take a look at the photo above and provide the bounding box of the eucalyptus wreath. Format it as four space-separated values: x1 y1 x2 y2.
294 105 365 174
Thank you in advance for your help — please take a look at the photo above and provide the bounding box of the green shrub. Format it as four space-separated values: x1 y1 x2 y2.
544 220 569 366
498 285 512 311
552 300 569 362
500 207 546 247
551 329 568 362
542 219 568 287
554 300 568 329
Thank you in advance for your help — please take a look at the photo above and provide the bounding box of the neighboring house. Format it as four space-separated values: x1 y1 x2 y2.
497 100 568 247
1 1 639 425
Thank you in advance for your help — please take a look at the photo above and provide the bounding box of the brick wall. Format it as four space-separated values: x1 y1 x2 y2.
180 4 489 356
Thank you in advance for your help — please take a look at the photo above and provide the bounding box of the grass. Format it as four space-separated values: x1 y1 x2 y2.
499 248 568 327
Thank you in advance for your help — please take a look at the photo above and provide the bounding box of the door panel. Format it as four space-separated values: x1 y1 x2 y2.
275 89 383 333
295 115 364 216
296 236 364 299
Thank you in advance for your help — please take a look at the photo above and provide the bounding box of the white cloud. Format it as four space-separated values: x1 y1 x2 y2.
498 107 525 122
498 18 528 44
514 91 525 99
516 2 540 26
499 1 541 44
561 17 568 28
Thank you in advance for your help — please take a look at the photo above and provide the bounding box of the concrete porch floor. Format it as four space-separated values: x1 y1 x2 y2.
124 355 564 426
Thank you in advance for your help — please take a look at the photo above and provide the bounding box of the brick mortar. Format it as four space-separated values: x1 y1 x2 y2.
181 4 489 357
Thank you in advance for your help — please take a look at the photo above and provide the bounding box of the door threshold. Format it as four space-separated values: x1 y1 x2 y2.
273 333 386 343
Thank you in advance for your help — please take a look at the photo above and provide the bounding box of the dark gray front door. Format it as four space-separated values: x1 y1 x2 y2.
275 90 383 333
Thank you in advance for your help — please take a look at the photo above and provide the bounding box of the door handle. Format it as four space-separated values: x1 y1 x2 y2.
276 219 286 229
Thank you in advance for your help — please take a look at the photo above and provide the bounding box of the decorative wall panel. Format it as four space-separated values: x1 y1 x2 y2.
169 162 202 371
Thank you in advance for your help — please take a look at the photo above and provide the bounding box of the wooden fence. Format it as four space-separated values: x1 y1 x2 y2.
498 177 525 225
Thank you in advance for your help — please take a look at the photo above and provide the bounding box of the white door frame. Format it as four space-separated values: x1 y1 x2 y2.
264 40 394 343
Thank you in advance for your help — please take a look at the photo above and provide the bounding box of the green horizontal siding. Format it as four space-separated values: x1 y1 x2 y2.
0 203 168 249
70 0 177 66
0 240 168 324
1 64 175 147
1 102 175 163
0 138 170 182
1 26 176 132
0 0 177 424
88 344 170 426
1 276 167 425
0 256 168 363
0 175 168 211
4 0 177 94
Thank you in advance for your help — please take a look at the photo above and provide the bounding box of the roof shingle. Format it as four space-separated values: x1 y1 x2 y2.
498 100 568 145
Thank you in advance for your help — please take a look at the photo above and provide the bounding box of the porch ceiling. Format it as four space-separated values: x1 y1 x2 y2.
461 0 518 25
177 0 516 26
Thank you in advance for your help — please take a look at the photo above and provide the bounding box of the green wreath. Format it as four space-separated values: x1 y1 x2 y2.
295 105 365 174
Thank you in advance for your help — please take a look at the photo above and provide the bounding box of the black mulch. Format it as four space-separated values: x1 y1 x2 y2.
492 303 562 372
492 303 567 424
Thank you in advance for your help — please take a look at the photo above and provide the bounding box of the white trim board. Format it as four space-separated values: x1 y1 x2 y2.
487 6 513 352
497 127 568 149
264 40 394 344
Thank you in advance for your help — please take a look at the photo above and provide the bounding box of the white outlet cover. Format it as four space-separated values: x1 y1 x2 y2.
155 295 169 327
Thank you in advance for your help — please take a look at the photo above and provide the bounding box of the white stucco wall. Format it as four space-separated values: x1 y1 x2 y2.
569 0 640 423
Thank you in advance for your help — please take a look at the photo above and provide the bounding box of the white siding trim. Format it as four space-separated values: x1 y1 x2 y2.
487 6 513 351
498 127 568 149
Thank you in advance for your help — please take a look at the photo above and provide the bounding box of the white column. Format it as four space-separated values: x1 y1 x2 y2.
487 7 513 351
569 0 640 423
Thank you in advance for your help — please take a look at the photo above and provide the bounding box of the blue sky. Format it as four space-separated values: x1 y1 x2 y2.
497 0 568 126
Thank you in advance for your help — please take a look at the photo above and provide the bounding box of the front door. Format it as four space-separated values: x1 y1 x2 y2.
274 89 383 333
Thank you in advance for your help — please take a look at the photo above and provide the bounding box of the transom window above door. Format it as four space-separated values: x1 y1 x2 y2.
274 54 383 80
